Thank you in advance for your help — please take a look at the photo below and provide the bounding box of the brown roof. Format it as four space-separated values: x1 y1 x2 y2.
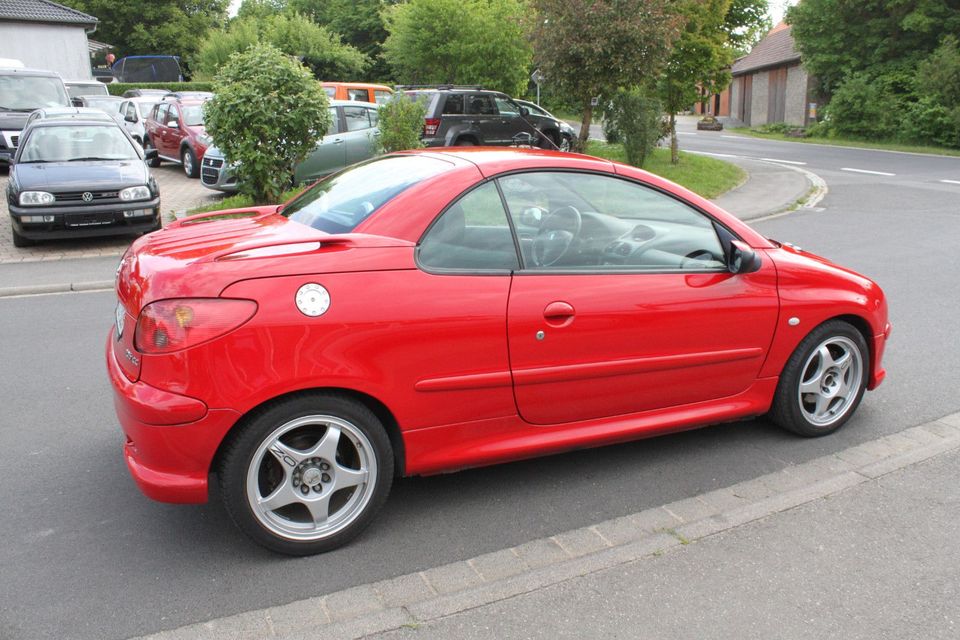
732 23 800 76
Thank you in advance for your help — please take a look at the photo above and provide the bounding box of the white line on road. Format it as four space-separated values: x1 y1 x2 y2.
941 179 960 185
841 167 896 176
677 132 696 136
721 135 742 139
760 158 807 165
688 151 739 158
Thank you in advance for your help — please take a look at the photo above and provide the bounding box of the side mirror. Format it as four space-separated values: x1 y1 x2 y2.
72 98 83 107
143 148 158 161
728 240 762 274
126 114 137 123
519 106 529 117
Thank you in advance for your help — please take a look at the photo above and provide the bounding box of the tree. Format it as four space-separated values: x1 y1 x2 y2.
203 44 332 202
724 0 771 54
376 96 427 153
291 0 394 80
529 0 682 153
58 1 228 73
383 0 532 96
195 12 367 80
659 0 734 164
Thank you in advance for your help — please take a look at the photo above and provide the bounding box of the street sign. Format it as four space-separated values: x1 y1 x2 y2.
531 69 544 84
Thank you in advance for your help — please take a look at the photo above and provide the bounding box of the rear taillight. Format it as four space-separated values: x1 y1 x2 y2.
423 118 441 137
135 298 257 354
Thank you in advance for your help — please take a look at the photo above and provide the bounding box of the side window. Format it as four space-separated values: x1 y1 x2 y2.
326 106 341 135
494 97 519 116
125 103 137 120
498 172 726 271
323 87 336 98
343 106 372 131
441 94 463 114
153 103 167 123
367 107 378 126
374 90 391 104
466 94 496 115
418 181 519 272
165 105 179 126
347 88 368 102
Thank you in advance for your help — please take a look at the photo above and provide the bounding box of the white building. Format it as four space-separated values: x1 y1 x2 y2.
0 0 98 79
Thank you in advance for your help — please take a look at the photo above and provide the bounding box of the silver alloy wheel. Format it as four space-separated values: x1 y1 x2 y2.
245 414 378 542
797 336 864 427
182 149 194 176
559 136 571 152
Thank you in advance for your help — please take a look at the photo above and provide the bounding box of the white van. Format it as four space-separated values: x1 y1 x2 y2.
0 67 71 164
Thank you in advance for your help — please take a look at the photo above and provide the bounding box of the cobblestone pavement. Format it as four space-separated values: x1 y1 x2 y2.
0 164 223 264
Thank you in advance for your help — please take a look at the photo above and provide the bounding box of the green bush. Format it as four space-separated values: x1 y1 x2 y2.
203 44 332 203
107 82 215 96
825 74 898 139
601 89 665 167
376 95 426 153
803 120 831 138
897 97 960 148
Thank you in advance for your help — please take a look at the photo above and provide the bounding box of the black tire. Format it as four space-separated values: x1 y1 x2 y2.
768 320 869 437
143 138 161 167
454 138 476 146
218 393 394 556
538 131 560 150
12 228 34 247
182 146 199 178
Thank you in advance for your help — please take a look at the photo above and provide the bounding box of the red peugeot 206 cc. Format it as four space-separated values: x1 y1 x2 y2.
107 148 889 555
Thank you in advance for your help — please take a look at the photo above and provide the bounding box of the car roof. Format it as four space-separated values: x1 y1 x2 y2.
64 80 106 86
329 99 378 108
0 67 61 77
28 119 124 129
321 82 392 91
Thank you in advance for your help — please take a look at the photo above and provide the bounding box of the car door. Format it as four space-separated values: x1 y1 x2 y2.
341 105 378 165
463 93 500 144
294 106 345 184
499 170 780 425
163 103 184 158
149 103 168 151
493 96 535 145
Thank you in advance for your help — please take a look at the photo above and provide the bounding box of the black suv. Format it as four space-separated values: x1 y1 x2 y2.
402 86 568 150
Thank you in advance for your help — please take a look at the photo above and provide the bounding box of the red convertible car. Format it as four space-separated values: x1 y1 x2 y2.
107 148 889 555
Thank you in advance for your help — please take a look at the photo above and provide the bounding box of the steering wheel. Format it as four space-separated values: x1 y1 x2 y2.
531 205 582 267
680 249 717 269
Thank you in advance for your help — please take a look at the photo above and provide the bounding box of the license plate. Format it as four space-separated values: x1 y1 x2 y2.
66 213 115 228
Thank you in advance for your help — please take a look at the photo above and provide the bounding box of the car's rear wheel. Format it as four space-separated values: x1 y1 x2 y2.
538 131 560 150
143 138 160 167
12 228 34 248
219 393 394 555
182 147 199 178
454 138 476 146
769 320 868 437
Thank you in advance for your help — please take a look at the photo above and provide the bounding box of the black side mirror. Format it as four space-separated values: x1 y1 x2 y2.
143 148 158 161
728 240 762 274
72 98 83 107
519 106 529 117
126 114 137 123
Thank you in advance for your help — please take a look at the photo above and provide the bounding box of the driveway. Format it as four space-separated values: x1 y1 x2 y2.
0 164 222 264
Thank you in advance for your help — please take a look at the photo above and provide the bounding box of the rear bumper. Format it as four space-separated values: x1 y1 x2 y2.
106 332 240 503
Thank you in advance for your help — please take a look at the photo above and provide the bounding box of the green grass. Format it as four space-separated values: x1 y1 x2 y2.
585 141 746 200
731 128 960 157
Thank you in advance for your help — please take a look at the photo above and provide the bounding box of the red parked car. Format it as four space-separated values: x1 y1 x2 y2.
142 97 211 178
107 148 890 555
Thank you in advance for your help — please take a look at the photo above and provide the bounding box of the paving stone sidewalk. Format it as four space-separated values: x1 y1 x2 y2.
133 412 960 640
0 165 221 264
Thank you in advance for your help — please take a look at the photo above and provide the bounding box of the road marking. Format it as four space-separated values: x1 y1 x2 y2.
677 132 696 136
688 150 739 158
941 179 960 185
721 135 742 139
761 158 807 165
841 167 896 176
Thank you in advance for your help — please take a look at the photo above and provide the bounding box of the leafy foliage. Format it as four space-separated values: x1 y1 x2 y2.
203 44 332 202
383 0 532 96
106 82 215 96
601 89 666 167
376 96 427 154
530 0 682 152
59 1 228 75
195 12 367 79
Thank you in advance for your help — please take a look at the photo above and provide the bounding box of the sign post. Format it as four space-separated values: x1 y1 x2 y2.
531 69 544 105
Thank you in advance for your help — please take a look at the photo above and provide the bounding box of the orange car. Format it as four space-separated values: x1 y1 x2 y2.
321 82 393 105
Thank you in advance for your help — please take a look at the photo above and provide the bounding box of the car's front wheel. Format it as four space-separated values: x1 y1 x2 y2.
219 393 394 555
182 147 199 178
769 320 869 437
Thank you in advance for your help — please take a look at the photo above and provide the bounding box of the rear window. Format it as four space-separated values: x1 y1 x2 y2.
282 155 451 234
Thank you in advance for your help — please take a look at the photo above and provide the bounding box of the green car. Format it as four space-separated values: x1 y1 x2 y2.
200 100 380 193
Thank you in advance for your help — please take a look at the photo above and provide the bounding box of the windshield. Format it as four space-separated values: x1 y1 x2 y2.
283 155 452 234
0 75 69 111
19 124 139 163
182 105 204 126
67 84 109 99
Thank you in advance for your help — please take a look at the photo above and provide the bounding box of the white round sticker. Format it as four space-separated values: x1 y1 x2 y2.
295 283 330 317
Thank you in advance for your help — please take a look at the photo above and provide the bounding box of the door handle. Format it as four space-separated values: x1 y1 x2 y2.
543 301 575 326
333 138 344 144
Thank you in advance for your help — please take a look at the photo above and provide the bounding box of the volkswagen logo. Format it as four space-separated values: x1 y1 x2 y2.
82 192 94 203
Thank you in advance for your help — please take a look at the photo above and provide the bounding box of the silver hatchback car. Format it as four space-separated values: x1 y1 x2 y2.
201 100 380 193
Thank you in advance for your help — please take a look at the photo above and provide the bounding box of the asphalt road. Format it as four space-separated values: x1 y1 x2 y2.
1 131 958 639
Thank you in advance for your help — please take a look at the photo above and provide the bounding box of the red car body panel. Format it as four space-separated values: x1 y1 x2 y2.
107 148 889 503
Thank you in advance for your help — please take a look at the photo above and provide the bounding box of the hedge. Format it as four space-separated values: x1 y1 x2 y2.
106 82 215 96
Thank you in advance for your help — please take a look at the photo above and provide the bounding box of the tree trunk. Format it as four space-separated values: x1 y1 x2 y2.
575 100 593 153
670 111 679 165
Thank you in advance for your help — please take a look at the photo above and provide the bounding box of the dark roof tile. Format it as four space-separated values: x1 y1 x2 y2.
732 23 800 76
0 0 97 26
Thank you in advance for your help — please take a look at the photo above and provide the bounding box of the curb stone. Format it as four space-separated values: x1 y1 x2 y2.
131 412 960 640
